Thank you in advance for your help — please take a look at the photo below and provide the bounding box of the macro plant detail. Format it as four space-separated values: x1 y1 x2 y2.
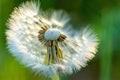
6 1 99 80
38 26 66 65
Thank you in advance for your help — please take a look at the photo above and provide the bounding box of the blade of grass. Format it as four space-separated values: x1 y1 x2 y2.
100 10 113 80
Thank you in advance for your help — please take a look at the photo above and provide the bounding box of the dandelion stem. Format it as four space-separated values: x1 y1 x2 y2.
51 73 60 80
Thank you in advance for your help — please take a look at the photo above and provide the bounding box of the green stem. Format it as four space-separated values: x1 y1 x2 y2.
100 11 113 80
51 73 59 80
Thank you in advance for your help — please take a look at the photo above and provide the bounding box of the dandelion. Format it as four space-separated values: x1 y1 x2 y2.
6 1 99 80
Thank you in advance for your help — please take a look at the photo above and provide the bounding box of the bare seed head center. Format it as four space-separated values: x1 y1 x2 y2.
38 26 67 43
44 29 60 40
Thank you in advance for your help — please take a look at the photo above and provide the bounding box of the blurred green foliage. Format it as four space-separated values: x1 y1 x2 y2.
0 0 120 80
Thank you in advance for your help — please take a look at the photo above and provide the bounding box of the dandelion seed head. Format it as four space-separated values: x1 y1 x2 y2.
44 29 60 40
6 1 99 77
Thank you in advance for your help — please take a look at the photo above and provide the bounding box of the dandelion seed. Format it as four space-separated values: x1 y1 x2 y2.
6 1 99 79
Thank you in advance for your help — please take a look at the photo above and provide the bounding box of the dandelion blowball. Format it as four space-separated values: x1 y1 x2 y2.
6 1 99 79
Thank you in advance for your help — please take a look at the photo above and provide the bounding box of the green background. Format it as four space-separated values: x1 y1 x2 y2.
0 0 120 80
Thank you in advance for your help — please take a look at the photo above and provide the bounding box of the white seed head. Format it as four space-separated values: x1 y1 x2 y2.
44 29 60 40
6 1 99 77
